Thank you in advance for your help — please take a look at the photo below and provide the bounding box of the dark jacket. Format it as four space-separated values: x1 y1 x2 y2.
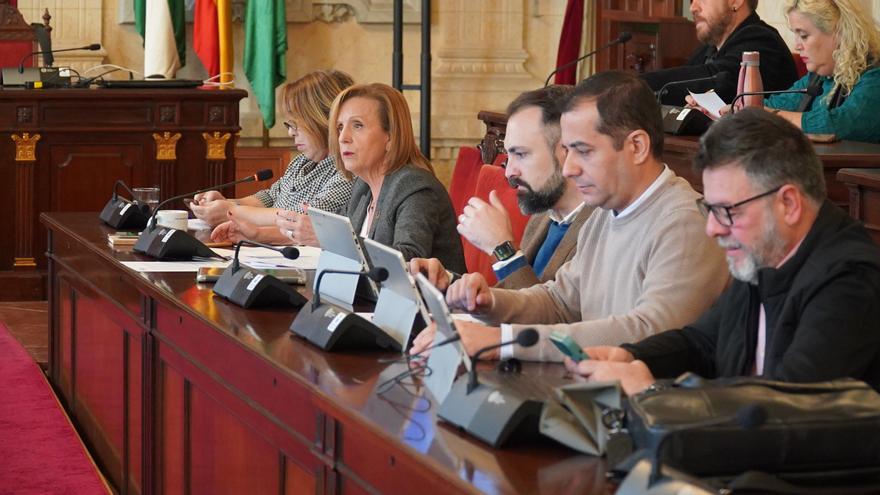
623 202 880 390
643 12 799 105
349 163 466 274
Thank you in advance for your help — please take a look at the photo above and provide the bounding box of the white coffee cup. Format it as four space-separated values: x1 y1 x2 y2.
155 210 188 231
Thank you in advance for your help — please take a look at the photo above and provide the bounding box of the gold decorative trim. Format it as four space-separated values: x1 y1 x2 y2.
11 133 40 161
14 257 37 268
202 131 231 161
153 132 182 161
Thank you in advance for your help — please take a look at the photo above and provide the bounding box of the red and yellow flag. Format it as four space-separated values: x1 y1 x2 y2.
194 0 233 86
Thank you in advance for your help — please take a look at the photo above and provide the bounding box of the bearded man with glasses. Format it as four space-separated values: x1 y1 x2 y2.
566 108 880 394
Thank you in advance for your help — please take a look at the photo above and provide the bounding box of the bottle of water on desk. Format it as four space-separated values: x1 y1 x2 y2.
735 51 763 111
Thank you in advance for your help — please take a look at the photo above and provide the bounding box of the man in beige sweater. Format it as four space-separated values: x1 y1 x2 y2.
410 71 729 361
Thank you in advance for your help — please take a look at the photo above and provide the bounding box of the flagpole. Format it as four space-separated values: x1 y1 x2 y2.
218 0 233 88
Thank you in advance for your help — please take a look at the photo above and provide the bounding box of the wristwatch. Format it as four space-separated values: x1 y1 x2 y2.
493 241 517 262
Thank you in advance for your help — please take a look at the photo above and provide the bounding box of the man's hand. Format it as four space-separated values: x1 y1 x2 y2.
564 357 655 396
409 320 502 359
275 210 319 246
409 258 451 290
446 273 494 313
190 197 232 226
457 190 515 255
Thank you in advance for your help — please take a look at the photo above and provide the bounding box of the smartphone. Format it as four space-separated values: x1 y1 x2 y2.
196 266 307 285
549 331 590 362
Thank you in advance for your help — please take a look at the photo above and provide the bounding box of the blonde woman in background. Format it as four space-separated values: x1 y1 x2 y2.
763 0 880 142
277 83 466 272
194 70 354 244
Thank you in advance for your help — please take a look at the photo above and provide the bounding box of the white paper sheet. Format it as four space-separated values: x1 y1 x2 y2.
121 260 229 273
688 90 727 119
212 245 321 270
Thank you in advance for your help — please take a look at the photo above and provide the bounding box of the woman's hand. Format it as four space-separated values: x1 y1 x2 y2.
275 210 319 246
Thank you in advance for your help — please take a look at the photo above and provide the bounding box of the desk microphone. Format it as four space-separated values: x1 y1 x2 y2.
144 168 273 232
437 327 545 447
290 266 397 353
544 32 632 87
312 266 388 311
467 328 539 393
730 86 823 113
133 169 273 260
655 71 729 103
213 240 306 309
18 43 101 72
647 404 767 486
99 180 151 230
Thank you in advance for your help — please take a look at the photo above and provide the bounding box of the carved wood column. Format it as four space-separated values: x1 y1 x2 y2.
153 132 181 201
11 132 40 268
202 131 231 185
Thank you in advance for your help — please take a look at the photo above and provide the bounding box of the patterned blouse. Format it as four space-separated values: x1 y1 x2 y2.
253 153 352 214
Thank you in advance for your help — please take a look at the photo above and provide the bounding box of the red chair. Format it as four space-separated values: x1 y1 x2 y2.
0 4 51 70
462 163 530 285
449 146 485 217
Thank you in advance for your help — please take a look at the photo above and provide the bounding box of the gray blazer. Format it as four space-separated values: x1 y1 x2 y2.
349 163 466 273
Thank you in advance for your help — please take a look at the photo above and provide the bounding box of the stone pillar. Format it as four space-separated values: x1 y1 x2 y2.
430 0 541 183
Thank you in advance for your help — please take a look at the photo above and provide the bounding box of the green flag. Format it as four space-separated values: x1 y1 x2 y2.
244 0 287 129
134 0 186 78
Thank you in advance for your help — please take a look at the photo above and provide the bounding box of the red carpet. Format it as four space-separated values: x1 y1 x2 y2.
0 323 109 494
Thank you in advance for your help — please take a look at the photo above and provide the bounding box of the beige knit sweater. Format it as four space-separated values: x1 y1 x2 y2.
483 172 730 361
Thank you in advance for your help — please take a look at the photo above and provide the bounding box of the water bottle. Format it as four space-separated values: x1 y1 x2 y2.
735 51 763 110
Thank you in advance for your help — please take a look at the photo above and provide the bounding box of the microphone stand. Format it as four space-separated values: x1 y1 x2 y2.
436 328 549 448
133 170 272 260
289 267 398 352
730 88 815 114
212 240 306 309
544 33 632 87
99 180 151 230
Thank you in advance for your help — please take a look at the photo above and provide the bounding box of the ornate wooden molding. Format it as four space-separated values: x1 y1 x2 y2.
153 132 182 161
12 157 39 269
203 131 231 161
11 133 40 161
14 257 37 268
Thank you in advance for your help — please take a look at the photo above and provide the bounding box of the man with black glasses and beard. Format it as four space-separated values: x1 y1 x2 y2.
410 85 592 290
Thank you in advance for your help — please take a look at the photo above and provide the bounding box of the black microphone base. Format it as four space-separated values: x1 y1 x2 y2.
437 377 544 448
289 302 401 352
213 266 307 309
133 227 219 261
99 197 149 230
661 105 713 135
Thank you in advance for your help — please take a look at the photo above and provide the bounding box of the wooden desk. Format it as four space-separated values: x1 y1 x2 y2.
662 136 880 208
838 168 880 244
41 212 608 495
0 87 247 300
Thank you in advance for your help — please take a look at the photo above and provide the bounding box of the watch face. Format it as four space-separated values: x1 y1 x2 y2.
493 241 516 261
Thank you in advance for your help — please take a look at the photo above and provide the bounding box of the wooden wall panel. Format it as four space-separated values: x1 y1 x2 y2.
234 147 292 198
188 385 282 494
126 332 144 495
72 294 126 489
159 361 186 495
56 276 74 402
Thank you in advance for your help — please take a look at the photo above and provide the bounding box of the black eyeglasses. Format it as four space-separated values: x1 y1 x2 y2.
696 186 782 227
282 121 298 133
